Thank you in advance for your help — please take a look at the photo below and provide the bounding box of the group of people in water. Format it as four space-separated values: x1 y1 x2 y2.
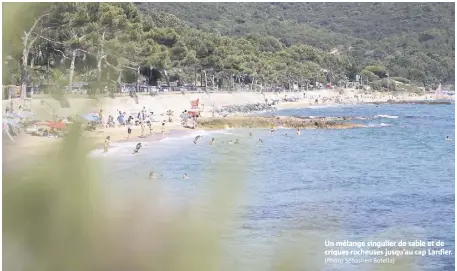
192 127 302 145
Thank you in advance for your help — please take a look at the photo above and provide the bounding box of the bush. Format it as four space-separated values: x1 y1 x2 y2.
391 77 411 84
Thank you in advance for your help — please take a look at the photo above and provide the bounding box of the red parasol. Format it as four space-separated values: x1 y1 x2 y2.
34 121 51 126
47 121 66 129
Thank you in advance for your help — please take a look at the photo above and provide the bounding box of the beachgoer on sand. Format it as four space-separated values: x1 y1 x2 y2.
103 136 111 153
133 143 142 154
140 121 145 137
147 121 153 135
127 125 132 139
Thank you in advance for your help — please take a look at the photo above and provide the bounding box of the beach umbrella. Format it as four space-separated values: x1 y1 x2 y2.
33 121 51 126
17 111 34 118
83 113 99 122
3 119 20 128
6 112 22 119
48 121 66 129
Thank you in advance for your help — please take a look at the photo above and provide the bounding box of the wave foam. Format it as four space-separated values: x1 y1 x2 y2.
375 114 399 119
368 122 392 128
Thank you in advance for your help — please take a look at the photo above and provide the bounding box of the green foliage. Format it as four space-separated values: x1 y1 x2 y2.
360 69 379 82
4 2 454 91
137 2 454 85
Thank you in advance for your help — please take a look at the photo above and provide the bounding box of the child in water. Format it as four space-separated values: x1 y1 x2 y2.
103 136 111 153
210 137 215 145
183 173 189 179
133 142 142 154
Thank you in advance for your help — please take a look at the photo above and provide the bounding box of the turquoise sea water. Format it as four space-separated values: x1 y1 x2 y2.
100 103 455 271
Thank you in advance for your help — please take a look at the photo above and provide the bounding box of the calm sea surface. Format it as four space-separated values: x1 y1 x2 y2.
100 103 455 271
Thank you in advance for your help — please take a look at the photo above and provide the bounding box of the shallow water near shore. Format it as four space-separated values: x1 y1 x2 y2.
100 103 455 270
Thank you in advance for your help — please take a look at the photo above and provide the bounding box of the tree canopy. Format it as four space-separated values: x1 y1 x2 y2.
3 2 454 91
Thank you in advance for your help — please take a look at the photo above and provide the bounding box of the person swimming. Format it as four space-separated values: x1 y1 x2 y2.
194 135 202 144
270 127 275 134
249 132 253 136
228 140 234 144
446 136 452 141
297 128 301 135
234 139 239 144
133 142 142 154
183 173 189 179
210 137 215 145
258 139 263 143
149 171 157 179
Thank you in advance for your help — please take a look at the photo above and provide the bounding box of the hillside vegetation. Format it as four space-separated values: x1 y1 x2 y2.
2 2 454 97
138 2 455 85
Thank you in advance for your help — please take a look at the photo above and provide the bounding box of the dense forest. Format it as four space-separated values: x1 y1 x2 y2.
2 2 455 97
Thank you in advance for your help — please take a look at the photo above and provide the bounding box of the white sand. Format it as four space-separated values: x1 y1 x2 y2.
2 88 452 154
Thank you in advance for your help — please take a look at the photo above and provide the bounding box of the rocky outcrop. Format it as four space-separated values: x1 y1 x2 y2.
213 103 276 115
197 116 365 130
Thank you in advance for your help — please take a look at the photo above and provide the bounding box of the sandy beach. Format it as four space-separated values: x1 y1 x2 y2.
2 88 452 163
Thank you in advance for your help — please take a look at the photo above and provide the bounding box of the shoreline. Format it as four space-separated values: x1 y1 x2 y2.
2 90 453 165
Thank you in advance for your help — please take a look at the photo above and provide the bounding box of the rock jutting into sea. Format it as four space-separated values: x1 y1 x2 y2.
197 116 366 130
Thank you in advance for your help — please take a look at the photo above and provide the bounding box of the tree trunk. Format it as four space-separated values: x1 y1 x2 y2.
211 73 215 88
97 32 105 94
136 66 140 93
19 13 49 99
117 69 122 94
21 48 29 99
68 50 76 94
163 69 170 87
251 76 255 91
194 66 197 87
203 70 207 90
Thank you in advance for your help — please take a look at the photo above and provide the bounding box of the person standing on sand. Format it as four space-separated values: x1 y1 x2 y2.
103 136 111 153
99 109 104 127
127 124 132 139
147 121 153 135
140 121 145 137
